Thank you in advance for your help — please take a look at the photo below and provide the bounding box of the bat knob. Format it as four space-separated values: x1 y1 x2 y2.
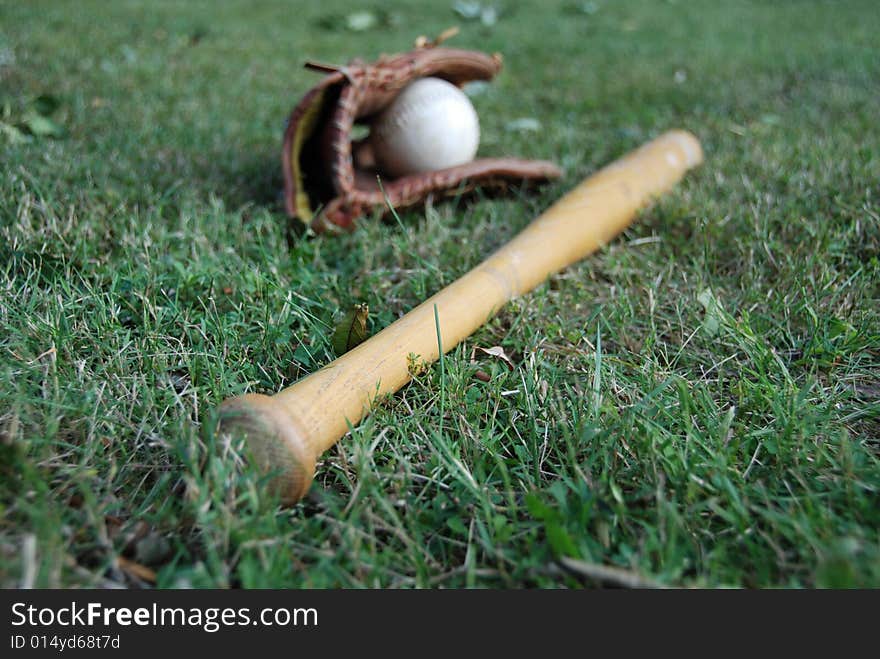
217 394 316 504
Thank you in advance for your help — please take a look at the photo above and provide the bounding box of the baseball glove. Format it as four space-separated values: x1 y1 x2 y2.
282 32 563 233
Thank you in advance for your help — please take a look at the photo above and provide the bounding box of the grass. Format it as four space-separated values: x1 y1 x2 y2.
1 0 878 588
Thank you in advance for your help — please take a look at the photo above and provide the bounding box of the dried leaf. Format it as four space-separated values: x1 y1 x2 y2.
473 369 491 382
332 303 370 356
407 353 430 377
104 515 124 540
116 556 157 583
471 345 515 369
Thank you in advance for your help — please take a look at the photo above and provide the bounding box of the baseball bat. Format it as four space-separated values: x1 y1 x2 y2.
218 130 703 504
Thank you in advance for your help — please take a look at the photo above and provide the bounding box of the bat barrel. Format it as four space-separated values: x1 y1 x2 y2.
218 130 703 504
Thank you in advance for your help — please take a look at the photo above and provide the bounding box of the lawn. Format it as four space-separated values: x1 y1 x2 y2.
1 0 878 588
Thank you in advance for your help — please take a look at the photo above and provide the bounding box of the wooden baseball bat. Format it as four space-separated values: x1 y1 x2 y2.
218 130 704 504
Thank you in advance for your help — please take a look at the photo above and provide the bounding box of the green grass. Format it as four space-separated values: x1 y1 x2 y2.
1 0 878 588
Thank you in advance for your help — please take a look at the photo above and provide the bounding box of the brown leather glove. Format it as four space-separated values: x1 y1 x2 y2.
282 36 562 233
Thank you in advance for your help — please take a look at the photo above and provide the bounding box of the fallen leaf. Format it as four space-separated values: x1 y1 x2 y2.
104 515 124 540
332 303 370 356
471 345 515 369
407 352 430 377
697 288 725 337
116 556 157 584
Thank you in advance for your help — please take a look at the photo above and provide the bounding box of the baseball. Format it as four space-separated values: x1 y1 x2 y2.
370 77 480 179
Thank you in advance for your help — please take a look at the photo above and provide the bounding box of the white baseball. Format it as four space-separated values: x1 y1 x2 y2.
370 77 480 179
